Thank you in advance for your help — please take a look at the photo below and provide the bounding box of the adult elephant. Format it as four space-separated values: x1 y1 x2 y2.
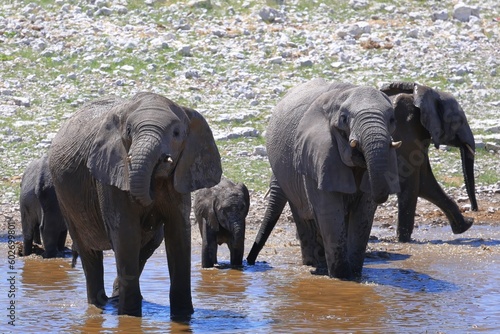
380 82 478 242
247 78 400 279
20 154 68 258
48 92 222 317
194 177 250 268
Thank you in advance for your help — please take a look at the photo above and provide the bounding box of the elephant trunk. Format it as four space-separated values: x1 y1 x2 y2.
128 135 162 207
231 221 245 266
247 176 287 265
457 124 478 211
460 144 478 211
358 116 392 204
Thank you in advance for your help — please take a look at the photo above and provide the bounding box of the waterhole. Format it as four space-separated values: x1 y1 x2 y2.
1 223 499 332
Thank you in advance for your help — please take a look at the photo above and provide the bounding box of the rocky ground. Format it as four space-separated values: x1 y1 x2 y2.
1 0 499 238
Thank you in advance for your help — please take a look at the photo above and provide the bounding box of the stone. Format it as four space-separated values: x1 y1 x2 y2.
258 7 280 23
178 45 192 57
268 56 283 64
432 10 448 21
453 4 479 22
253 146 267 157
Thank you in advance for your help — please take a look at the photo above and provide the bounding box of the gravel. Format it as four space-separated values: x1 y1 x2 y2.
1 0 499 232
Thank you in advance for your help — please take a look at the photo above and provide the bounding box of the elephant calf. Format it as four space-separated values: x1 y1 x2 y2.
380 82 477 242
194 178 250 268
19 154 68 258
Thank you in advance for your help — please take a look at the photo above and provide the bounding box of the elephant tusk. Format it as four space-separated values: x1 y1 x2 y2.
465 144 475 156
166 156 173 163
391 141 402 149
126 154 132 163
349 139 358 148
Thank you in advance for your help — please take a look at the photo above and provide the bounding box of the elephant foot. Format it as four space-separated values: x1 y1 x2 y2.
397 226 413 243
397 234 412 243
451 216 474 235
310 267 328 276
170 308 194 323
89 292 108 309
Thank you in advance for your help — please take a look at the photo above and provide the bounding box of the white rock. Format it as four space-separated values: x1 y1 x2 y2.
253 146 267 157
453 4 479 22
432 10 448 21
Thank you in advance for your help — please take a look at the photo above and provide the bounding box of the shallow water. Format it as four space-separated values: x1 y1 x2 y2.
1 224 500 333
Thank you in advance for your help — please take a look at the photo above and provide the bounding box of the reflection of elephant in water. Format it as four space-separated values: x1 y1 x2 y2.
380 82 477 242
48 92 222 317
194 178 250 268
247 78 400 279
20 154 68 258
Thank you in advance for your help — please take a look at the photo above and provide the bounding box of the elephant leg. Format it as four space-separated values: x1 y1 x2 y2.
347 193 377 277
306 186 351 279
96 186 142 316
40 217 59 258
33 224 41 245
247 175 287 265
57 229 68 253
397 170 420 242
419 162 473 234
23 235 34 256
111 228 163 298
78 247 107 307
39 192 67 258
290 204 325 268
163 195 194 319
21 211 38 256
201 218 218 268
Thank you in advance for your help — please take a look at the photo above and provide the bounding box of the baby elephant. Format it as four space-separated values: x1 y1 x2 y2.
20 154 68 258
194 178 250 268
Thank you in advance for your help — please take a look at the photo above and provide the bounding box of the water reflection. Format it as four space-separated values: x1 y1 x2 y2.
276 275 387 332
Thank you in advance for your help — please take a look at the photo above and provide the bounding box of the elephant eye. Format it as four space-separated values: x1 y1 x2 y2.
126 123 132 138
173 128 180 138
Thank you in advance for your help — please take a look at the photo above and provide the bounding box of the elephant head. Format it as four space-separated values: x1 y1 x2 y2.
87 92 222 206
295 82 401 203
380 82 477 211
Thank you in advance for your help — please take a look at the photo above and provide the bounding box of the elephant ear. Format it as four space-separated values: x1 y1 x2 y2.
380 81 415 96
413 84 449 147
238 182 251 217
294 94 356 194
174 107 222 194
208 198 220 231
87 102 130 191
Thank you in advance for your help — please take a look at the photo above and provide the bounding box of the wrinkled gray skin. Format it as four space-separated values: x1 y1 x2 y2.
380 82 477 242
247 78 400 279
48 92 222 318
194 178 250 268
20 154 68 258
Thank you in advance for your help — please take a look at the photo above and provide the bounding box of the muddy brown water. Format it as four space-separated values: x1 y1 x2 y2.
1 222 500 333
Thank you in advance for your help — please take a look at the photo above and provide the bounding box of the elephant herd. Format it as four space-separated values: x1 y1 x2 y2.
18 79 477 318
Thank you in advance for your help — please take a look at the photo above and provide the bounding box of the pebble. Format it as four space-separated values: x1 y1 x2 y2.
0 0 498 206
